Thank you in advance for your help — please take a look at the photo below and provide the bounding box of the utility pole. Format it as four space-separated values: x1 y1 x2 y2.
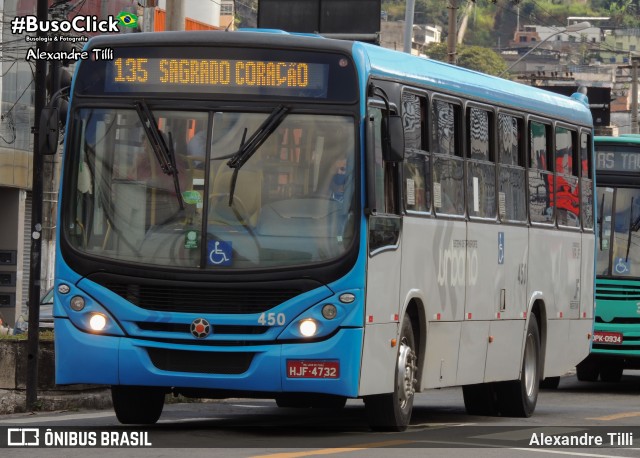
26 0 48 410
632 56 638 134
165 0 184 31
403 0 415 54
143 0 156 32
447 0 457 64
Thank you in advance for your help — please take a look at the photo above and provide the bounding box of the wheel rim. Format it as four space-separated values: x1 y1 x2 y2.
396 337 417 410
523 332 537 397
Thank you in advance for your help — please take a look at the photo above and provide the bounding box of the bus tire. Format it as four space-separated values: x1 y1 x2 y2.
462 383 499 416
497 315 540 417
364 318 417 432
539 376 560 390
111 386 165 424
576 356 599 382
600 364 623 383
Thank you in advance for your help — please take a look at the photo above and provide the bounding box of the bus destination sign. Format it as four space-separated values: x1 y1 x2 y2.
104 57 330 98
596 147 640 173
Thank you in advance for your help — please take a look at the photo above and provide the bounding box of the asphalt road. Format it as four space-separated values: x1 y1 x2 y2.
2 370 640 458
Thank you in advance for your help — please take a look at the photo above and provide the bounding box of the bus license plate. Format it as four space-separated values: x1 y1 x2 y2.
593 331 623 344
287 360 339 378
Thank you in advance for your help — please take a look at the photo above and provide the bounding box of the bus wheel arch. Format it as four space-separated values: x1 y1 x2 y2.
405 298 426 389
531 300 547 380
364 314 418 431
497 310 541 417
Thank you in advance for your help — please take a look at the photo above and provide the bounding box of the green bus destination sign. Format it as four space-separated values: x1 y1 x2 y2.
104 57 330 97
596 146 640 173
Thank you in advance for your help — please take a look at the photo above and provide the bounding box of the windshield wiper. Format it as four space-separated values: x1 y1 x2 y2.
598 192 605 251
223 105 289 205
135 100 184 209
626 197 638 261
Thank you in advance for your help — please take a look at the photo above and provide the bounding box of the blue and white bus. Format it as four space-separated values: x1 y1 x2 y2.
53 30 595 430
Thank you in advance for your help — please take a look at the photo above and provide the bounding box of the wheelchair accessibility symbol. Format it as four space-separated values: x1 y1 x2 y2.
208 240 232 266
614 257 630 274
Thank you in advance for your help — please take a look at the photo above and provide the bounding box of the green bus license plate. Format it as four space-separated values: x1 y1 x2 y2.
593 331 623 344
287 360 339 378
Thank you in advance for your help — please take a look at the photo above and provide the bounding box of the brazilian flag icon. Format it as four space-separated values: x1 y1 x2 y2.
117 11 138 28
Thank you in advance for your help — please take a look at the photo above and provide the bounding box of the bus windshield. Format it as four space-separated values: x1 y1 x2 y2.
64 107 356 270
596 186 640 277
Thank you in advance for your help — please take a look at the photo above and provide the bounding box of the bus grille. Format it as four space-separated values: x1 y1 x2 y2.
595 317 640 324
107 283 300 314
136 322 269 335
596 282 640 301
146 348 254 374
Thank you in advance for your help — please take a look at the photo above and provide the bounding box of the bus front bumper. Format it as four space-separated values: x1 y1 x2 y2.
55 319 363 398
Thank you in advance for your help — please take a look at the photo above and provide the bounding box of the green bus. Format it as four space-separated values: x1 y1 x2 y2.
579 134 640 381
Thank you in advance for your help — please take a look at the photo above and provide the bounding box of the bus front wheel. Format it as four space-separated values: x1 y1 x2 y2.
111 385 165 424
364 318 417 432
497 315 540 417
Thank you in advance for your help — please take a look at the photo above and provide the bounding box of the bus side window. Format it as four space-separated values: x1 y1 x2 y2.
528 121 554 224
402 92 430 213
369 106 398 214
498 114 526 222
432 98 464 216
466 107 495 219
581 132 594 230
555 127 580 228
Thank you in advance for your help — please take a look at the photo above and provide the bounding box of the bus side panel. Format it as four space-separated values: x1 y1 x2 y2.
404 218 465 390
567 319 592 368
581 232 595 320
423 321 461 388
456 321 489 385
358 322 399 396
554 230 583 320
541 319 571 377
528 227 554 313
484 319 525 382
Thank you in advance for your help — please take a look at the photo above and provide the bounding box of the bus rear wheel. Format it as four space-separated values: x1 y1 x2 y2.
497 315 540 417
111 386 165 424
576 356 599 382
364 318 417 432
462 383 499 416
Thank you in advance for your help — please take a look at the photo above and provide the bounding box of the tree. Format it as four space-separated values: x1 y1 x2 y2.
424 43 508 77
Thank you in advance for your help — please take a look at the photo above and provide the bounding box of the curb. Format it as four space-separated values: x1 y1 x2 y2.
0 388 112 415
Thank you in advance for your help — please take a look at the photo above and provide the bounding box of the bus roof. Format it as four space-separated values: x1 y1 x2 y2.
595 135 640 144
354 41 593 127
84 30 592 127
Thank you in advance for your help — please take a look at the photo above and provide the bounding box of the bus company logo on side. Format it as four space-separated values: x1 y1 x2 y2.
437 239 478 287
191 318 211 338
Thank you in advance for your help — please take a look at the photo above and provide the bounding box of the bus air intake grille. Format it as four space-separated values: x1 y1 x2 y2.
146 348 254 374
137 322 269 335
595 317 640 324
595 283 640 301
107 283 300 314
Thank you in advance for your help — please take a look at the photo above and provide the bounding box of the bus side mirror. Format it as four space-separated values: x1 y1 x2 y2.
382 115 405 162
38 106 59 156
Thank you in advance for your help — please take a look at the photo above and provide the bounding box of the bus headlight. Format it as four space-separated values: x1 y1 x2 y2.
299 319 318 337
89 313 107 332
